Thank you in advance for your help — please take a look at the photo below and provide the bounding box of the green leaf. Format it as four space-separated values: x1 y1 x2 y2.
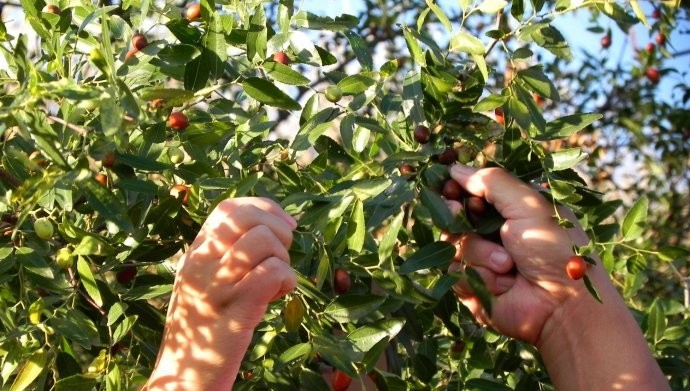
621 196 648 241
646 300 666 344
324 295 386 323
166 19 202 44
425 0 452 31
338 74 377 95
535 113 602 141
347 199 365 253
292 107 341 151
403 27 426 66
242 77 301 110
519 23 572 61
184 53 210 91
348 318 405 352
517 66 559 101
511 0 525 21
402 71 427 126
76 257 103 307
379 212 404 266
81 178 134 231
54 375 98 391
399 241 456 274
464 267 493 315
349 178 392 200
278 342 312 365
473 93 509 112
264 61 310 85
121 284 173 300
478 0 508 14
420 187 452 229
9 348 48 391
544 148 587 171
630 1 650 28
113 315 138 344
583 275 602 303
344 31 373 71
450 31 485 55
291 11 359 31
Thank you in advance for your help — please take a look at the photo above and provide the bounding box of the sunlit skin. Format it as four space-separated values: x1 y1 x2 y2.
446 165 669 391
144 198 297 390
144 167 668 391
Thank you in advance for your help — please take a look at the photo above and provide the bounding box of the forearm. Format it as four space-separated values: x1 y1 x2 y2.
144 326 252 390
537 273 669 391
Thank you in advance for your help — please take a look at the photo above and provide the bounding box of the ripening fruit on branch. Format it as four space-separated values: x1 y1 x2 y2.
42 4 61 14
442 179 463 200
131 34 148 51
186 4 202 21
655 33 666 46
102 151 116 168
34 217 54 240
413 125 430 144
116 266 137 284
652 8 661 19
334 268 351 294
170 184 190 205
495 107 505 126
95 173 108 186
600 34 611 49
167 112 189 131
331 369 353 391
398 164 415 176
167 146 185 164
645 68 660 84
646 43 655 54
566 255 587 280
438 148 458 165
273 52 290 65
325 85 343 103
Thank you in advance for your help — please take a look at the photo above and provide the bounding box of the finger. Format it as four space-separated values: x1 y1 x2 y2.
451 265 514 297
459 233 514 274
195 203 294 253
449 165 552 220
440 230 462 262
224 197 298 229
235 257 297 308
458 295 491 326
216 225 291 283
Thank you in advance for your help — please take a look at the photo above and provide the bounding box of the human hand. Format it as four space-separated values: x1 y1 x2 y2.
146 197 297 389
445 165 603 345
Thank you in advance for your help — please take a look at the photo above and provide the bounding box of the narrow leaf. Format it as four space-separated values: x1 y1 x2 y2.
242 77 301 110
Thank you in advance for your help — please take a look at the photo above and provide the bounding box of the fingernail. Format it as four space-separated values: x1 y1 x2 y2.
450 164 476 178
490 251 509 268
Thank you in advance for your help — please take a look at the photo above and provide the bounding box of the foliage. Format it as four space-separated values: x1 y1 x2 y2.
0 0 688 390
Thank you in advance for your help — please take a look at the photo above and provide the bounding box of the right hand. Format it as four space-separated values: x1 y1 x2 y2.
445 165 604 345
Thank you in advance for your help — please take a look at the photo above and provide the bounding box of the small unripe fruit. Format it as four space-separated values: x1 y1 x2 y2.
168 147 185 164
645 68 660 84
334 268 351 294
95 173 108 186
655 33 666 46
131 34 148 51
331 369 353 391
325 85 343 103
442 180 463 201
116 266 137 284
272 52 290 65
186 4 202 21
495 108 505 126
42 4 61 14
102 151 116 168
566 255 587 280
413 125 431 144
170 184 190 205
600 34 611 49
55 247 74 270
646 43 655 54
34 217 54 240
167 112 189 131
456 145 474 164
